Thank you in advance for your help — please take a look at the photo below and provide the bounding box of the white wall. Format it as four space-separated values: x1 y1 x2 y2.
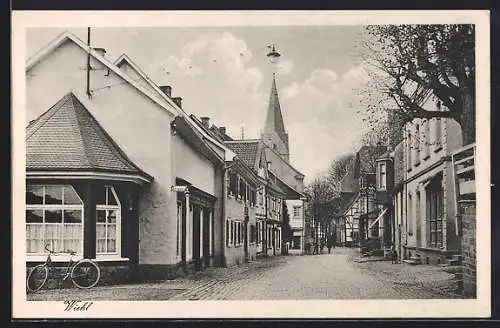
172 133 216 195
26 40 216 266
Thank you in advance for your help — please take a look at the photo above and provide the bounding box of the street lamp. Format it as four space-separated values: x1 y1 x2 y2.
266 44 281 66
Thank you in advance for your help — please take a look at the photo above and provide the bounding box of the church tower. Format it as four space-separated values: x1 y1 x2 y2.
261 73 290 162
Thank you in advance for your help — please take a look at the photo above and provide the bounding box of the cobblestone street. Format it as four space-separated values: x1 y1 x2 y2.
28 248 461 301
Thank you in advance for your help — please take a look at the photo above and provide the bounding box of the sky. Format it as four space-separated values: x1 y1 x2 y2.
27 26 371 183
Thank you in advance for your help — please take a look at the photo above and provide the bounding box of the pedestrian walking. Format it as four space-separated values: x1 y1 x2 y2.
391 243 398 264
313 242 319 255
327 236 333 254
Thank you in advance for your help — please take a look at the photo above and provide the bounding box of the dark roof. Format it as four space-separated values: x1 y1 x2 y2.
340 192 358 215
26 92 152 180
355 145 388 176
377 150 391 160
340 165 358 193
394 141 405 187
225 140 260 169
209 125 233 142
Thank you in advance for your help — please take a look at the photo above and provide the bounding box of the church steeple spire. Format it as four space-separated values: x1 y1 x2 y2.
261 72 290 162
264 73 286 136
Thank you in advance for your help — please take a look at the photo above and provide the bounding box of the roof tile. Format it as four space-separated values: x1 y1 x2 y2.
26 92 151 178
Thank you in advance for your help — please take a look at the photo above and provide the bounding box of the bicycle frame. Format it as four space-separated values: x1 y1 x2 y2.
43 246 78 285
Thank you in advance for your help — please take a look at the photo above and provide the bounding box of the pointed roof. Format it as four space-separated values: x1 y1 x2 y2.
263 74 286 135
26 93 153 183
27 31 237 162
225 140 261 169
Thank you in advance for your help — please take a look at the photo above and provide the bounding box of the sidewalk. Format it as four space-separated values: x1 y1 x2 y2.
27 255 288 301
347 252 464 298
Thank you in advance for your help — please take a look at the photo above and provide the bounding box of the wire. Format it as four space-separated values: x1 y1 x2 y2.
89 77 144 93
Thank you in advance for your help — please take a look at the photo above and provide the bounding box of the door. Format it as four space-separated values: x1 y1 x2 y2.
244 217 249 261
193 205 201 267
203 207 210 268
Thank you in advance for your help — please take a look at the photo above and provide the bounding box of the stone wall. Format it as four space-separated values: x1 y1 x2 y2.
460 201 476 298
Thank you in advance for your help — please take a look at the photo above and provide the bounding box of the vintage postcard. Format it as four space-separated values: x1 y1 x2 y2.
12 10 491 318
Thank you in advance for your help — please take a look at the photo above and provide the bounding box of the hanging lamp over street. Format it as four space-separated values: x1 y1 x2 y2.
266 44 281 66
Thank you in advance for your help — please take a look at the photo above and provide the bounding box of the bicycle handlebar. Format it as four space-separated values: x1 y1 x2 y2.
44 244 77 256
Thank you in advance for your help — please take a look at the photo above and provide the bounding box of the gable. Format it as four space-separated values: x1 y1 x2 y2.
115 58 159 95
26 33 179 122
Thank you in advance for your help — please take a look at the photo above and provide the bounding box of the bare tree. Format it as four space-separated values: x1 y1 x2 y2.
359 24 475 146
327 154 355 190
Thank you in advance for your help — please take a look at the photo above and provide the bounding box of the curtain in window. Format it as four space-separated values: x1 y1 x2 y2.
25 185 83 254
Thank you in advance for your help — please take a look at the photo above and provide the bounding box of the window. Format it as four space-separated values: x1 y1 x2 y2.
176 202 182 256
250 225 256 243
239 178 246 200
407 129 412 170
231 221 235 245
434 118 442 150
414 123 420 166
427 179 444 248
226 220 230 246
293 206 301 218
434 101 443 150
26 185 83 255
378 162 387 190
423 119 430 158
228 172 237 197
237 222 241 245
258 190 263 206
408 193 413 235
96 186 121 255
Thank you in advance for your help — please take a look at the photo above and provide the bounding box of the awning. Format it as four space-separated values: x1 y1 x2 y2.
368 207 388 229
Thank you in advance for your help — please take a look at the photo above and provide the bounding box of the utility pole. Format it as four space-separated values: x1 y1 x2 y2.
86 27 92 98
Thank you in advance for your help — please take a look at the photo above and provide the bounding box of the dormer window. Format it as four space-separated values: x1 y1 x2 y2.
378 162 387 190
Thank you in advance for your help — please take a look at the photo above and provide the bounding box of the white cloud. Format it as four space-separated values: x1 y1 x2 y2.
148 32 368 182
148 32 267 133
276 59 294 75
281 65 370 181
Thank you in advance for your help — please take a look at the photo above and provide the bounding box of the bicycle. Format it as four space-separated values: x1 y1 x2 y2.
26 244 101 293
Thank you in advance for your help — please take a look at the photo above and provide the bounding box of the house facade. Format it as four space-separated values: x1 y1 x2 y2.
400 99 463 265
25 32 236 281
286 199 305 252
224 139 287 258
339 146 387 250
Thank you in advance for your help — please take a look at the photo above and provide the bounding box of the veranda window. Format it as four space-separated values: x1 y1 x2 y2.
26 185 83 255
96 186 121 255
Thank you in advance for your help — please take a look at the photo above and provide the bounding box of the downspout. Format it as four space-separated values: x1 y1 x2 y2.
264 184 268 257
220 163 227 267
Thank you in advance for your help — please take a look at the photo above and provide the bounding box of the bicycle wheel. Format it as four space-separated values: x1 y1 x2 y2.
71 259 100 289
26 264 48 293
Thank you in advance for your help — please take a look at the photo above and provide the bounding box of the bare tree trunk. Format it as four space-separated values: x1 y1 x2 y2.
459 91 476 146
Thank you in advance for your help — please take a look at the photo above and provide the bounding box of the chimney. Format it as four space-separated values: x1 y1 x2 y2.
172 97 182 109
219 127 226 135
159 85 172 98
92 47 107 57
200 117 210 128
